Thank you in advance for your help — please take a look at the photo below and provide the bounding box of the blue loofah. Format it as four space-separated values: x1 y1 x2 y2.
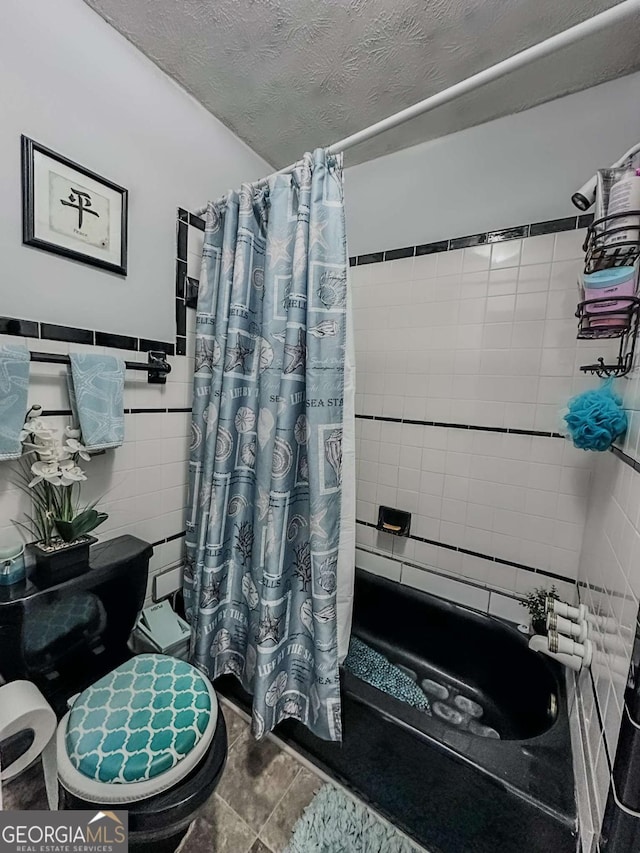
564 379 627 451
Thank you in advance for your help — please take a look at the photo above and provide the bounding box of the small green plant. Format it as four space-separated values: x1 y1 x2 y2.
524 585 559 634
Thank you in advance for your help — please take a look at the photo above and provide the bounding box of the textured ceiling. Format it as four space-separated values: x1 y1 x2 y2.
83 0 640 168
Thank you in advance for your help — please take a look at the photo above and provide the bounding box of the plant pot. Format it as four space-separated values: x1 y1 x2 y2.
30 535 97 582
531 618 547 636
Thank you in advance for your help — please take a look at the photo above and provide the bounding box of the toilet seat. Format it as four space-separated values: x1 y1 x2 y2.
56 654 219 805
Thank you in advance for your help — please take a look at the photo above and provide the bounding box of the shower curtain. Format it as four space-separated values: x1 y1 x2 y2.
184 149 355 741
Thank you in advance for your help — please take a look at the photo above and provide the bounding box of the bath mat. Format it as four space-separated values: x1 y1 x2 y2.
284 784 422 853
344 636 430 712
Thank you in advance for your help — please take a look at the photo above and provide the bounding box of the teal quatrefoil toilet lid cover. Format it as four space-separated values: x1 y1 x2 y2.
65 654 212 784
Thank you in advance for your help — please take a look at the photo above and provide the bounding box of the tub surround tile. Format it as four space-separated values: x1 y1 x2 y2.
356 519 577 588
355 547 402 582
416 240 449 255
350 215 584 271
488 225 528 243
353 226 591 596
488 592 527 625
529 217 578 236
385 246 415 261
401 563 491 612
450 232 487 250
357 251 384 265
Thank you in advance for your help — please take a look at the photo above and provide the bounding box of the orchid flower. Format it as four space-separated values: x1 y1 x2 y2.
16 414 106 546
64 438 91 461
29 460 63 487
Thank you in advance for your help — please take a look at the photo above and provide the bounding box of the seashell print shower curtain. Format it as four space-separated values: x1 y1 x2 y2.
184 149 355 741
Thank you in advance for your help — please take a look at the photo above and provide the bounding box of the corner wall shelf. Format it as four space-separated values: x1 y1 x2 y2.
576 296 640 378
577 211 640 378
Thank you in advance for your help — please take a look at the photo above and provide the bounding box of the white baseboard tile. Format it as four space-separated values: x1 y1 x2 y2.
401 563 490 612
154 563 184 600
355 547 401 582
149 536 185 574
488 591 527 625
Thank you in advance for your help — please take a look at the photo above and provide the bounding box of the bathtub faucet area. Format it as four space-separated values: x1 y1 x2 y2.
528 597 593 671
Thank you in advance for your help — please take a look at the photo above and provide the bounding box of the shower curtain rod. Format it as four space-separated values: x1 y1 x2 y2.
196 0 640 216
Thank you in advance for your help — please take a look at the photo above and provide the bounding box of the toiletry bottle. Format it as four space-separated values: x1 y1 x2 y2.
606 168 640 245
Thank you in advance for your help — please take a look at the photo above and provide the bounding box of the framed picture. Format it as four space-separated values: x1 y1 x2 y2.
21 135 128 276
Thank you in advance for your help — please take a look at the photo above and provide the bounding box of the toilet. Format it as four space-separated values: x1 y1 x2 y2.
0 535 227 853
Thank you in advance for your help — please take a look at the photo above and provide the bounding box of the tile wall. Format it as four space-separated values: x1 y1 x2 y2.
0 209 205 605
573 368 640 850
0 329 195 605
351 224 600 608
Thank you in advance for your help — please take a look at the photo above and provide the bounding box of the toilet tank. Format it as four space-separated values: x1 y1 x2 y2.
0 535 152 711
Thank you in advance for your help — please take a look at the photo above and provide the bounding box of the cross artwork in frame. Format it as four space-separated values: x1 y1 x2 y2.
21 135 128 276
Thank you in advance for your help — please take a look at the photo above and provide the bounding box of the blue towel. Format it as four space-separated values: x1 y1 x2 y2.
0 341 30 461
67 352 125 451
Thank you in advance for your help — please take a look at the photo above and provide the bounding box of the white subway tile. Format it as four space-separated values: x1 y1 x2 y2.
401 564 490 611
520 234 555 266
488 592 527 624
490 240 521 270
355 548 401 581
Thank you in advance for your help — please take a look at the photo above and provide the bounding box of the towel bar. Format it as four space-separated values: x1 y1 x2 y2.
28 350 171 384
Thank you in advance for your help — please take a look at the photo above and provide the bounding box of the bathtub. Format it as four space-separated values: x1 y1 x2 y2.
217 569 578 853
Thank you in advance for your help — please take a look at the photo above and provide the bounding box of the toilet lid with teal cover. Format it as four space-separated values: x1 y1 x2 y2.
65 654 212 784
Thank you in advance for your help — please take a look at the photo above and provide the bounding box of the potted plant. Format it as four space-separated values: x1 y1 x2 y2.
13 411 108 576
524 585 559 635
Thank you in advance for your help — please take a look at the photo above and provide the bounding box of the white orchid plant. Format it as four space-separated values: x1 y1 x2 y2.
13 411 108 548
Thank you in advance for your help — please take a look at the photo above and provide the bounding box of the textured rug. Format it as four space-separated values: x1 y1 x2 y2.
344 636 430 712
283 783 422 853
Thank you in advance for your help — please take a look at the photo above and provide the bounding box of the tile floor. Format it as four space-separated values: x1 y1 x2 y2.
1 698 424 852
179 700 325 853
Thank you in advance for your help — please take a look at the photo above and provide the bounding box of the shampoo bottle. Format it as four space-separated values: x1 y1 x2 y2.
606 168 640 246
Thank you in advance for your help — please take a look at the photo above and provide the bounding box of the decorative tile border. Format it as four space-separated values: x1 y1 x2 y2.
39 406 193 418
356 412 564 439
152 530 186 548
348 213 594 267
0 210 597 373
176 207 206 352
356 518 572 584
0 316 176 355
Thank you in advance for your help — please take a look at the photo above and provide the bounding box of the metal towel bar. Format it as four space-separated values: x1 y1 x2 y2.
28 350 171 384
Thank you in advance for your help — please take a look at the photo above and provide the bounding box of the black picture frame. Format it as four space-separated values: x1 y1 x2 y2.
21 135 128 276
